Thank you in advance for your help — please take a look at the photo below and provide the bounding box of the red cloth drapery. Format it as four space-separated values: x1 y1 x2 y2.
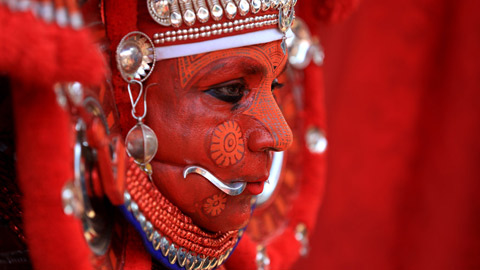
295 0 480 269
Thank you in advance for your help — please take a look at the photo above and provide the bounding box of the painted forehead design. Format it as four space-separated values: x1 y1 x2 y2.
177 41 286 88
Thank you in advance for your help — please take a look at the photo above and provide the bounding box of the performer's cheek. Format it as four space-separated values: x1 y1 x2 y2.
209 120 245 167
201 193 228 217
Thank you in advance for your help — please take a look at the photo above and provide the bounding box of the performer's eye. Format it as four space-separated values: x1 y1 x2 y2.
205 81 248 103
271 78 284 92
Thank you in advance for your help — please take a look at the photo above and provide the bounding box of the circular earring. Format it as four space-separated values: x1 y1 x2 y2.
116 31 156 82
116 31 158 174
124 81 158 169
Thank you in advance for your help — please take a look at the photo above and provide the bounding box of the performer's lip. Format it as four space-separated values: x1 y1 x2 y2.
244 175 269 195
245 181 266 195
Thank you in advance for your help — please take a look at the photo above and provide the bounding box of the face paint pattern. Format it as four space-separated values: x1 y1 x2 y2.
178 42 292 152
202 193 227 217
243 88 293 150
211 121 245 167
243 42 293 150
178 51 235 88
144 41 292 232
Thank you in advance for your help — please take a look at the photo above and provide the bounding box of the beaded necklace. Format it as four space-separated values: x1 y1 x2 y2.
121 162 241 269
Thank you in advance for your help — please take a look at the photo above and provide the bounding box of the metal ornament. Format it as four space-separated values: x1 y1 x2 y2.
305 126 327 154
285 18 325 69
117 32 158 171
256 245 271 270
183 166 247 196
278 2 294 33
251 0 261 13
116 31 156 82
236 0 250 15
148 0 173 26
295 223 309 256
278 1 294 55
255 151 284 206
125 122 158 166
125 81 159 168
281 36 287 55
59 83 127 255
62 119 113 255
147 0 296 32
223 0 238 19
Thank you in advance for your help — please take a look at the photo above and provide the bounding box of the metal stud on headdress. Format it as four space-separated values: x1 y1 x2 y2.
147 0 296 32
144 0 297 59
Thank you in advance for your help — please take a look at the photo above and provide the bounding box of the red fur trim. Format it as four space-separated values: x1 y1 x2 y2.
104 0 138 46
268 227 302 269
0 6 105 87
297 0 360 27
103 0 139 136
223 235 258 270
12 80 93 270
2 5 107 269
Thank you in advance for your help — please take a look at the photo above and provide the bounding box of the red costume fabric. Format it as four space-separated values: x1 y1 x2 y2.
6 0 479 269
295 0 480 269
0 5 105 270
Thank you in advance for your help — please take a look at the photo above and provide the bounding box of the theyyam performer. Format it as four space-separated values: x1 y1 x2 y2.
0 0 327 269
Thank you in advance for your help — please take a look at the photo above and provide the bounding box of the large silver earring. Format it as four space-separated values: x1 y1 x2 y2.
124 81 158 173
116 31 158 174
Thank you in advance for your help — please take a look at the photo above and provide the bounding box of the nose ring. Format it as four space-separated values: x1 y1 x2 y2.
183 166 247 196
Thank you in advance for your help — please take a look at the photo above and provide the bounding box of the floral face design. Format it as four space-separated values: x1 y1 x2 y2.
210 120 245 167
143 40 292 232
203 194 227 217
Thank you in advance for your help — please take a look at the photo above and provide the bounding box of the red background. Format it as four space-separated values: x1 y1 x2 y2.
295 0 480 269
4 0 480 268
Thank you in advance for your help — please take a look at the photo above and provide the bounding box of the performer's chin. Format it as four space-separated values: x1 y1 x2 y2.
196 194 254 233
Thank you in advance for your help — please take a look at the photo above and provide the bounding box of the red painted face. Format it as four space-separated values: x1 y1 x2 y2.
143 40 292 232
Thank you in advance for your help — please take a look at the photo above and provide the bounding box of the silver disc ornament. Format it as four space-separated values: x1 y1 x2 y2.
116 31 156 82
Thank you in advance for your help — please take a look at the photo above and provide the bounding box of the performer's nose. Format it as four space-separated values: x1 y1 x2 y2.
244 89 293 152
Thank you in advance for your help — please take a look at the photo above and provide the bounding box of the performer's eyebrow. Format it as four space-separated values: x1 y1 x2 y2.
193 57 265 87
213 57 264 75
